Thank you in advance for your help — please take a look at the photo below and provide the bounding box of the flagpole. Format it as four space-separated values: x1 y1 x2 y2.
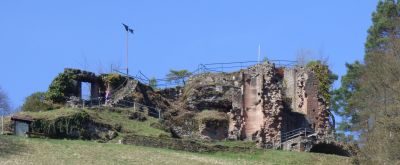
258 44 261 64
122 23 133 75
126 29 129 75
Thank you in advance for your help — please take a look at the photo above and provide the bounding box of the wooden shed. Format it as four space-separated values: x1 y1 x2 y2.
11 115 33 137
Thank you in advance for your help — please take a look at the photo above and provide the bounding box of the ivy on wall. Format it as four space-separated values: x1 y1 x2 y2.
46 72 78 103
306 61 338 103
101 74 126 89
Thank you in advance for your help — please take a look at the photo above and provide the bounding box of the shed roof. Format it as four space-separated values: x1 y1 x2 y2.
11 115 34 122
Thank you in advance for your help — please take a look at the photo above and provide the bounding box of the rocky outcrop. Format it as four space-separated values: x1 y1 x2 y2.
182 73 239 112
107 79 171 117
107 78 138 106
168 112 199 138
174 62 285 148
158 86 183 102
168 61 334 150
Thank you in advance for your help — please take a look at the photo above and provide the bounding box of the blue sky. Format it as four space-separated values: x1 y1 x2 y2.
0 0 378 108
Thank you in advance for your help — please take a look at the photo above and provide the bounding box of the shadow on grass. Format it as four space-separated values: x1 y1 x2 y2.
0 135 28 157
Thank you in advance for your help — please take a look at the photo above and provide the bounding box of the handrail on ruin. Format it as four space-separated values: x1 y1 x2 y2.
71 95 164 120
112 60 298 89
281 127 314 143
113 99 163 120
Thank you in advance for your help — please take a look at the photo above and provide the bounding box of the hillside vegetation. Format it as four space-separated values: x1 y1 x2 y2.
0 135 351 165
14 108 169 141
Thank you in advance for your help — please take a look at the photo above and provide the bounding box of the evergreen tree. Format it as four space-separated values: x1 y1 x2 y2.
332 62 363 132
334 0 400 132
333 1 400 163
365 0 399 56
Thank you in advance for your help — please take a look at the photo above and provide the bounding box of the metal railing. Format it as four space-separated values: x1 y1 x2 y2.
69 96 164 120
281 127 314 143
113 60 298 89
112 99 163 120
197 60 297 73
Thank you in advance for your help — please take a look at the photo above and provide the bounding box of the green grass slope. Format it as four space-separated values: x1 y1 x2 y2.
0 135 351 165
17 108 169 139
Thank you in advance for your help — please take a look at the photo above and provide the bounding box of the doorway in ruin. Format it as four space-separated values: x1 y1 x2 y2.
81 82 91 100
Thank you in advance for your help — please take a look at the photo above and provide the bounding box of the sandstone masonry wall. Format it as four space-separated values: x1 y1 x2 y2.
182 62 333 148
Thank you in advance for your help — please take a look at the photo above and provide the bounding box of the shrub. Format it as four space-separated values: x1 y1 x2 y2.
101 74 126 89
46 72 77 103
22 92 55 112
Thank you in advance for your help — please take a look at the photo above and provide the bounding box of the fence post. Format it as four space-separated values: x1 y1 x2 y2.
1 115 3 135
133 102 136 111
158 109 161 120
305 128 307 137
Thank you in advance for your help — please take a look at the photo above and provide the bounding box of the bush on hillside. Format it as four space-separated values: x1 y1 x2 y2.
22 92 57 112
46 72 77 103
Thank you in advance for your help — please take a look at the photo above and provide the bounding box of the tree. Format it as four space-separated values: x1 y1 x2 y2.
332 62 363 132
21 92 53 112
334 0 400 133
0 86 10 115
365 0 399 56
333 1 400 163
353 37 400 164
166 69 192 86
149 77 158 89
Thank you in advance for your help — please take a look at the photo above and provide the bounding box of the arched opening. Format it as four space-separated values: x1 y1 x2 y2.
309 143 350 157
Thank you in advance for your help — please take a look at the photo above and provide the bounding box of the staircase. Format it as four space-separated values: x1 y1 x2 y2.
281 127 315 143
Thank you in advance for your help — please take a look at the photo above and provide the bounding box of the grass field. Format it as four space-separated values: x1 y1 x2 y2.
17 108 169 138
0 135 351 165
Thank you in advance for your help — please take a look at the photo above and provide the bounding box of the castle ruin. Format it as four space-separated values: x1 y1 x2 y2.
48 61 337 152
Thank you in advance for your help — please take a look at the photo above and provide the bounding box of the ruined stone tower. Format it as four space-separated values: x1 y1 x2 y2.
181 61 334 150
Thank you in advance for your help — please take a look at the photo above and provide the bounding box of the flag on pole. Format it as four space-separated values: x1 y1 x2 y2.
122 23 134 34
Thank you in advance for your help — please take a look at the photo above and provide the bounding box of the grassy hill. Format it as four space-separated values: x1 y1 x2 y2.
0 135 351 165
16 108 169 140
3 108 353 164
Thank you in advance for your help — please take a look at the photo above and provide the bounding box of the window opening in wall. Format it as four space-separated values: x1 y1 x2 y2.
81 82 91 101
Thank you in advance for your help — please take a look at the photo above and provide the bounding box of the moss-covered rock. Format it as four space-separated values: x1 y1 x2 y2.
30 110 117 140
